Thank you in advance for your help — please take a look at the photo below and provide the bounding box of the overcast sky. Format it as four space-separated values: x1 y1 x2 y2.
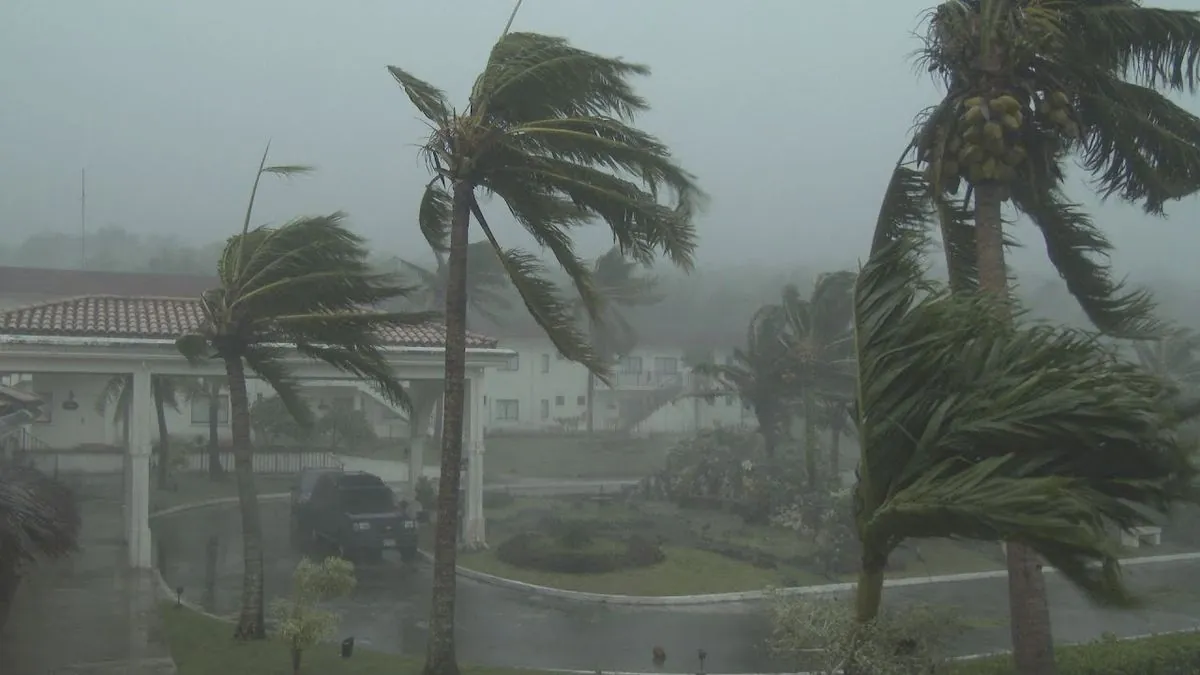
2 0 1198 278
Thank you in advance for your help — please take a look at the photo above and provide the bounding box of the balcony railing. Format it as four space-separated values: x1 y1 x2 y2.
608 370 685 389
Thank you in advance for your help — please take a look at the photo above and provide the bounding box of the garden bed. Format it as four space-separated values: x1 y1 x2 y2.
463 493 1004 595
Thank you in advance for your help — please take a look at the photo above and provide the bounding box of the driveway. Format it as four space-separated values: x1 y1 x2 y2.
154 502 1200 673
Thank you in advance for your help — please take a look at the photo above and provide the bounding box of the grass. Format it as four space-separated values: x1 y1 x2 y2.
457 545 820 595
482 433 678 480
161 602 536 675
152 473 296 512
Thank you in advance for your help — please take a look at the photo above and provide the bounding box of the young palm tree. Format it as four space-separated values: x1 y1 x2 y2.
175 147 435 640
0 465 80 631
575 247 663 433
897 4 1200 671
387 31 703 675
95 375 184 490
777 274 856 490
851 183 1199 644
693 304 793 456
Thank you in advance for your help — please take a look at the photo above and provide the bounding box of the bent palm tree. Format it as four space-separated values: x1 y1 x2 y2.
388 31 703 675
778 274 856 490
852 217 1199 632
576 247 662 432
0 465 81 631
95 375 184 490
693 304 792 456
900 4 1200 670
175 147 434 640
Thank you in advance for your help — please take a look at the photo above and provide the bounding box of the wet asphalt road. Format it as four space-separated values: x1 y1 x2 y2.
154 502 1200 673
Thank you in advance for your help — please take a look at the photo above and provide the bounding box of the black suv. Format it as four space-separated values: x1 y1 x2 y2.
291 470 419 562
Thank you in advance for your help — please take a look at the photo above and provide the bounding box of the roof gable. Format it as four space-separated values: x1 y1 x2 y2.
0 295 496 349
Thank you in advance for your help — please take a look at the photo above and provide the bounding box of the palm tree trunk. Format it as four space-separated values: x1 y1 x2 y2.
207 382 224 480
223 357 266 640
423 180 472 675
853 548 887 623
585 371 596 433
975 182 1056 675
829 419 842 486
803 392 819 490
153 381 171 490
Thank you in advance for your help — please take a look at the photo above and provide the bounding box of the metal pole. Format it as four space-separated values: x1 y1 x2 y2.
80 168 87 270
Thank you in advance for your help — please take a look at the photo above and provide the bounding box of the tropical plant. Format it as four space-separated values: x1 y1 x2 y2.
387 29 703 675
270 556 357 675
0 465 81 632
250 393 312 446
95 375 185 490
575 247 663 432
777 275 856 489
897 4 1200 670
175 146 433 640
1133 326 1200 389
693 303 792 456
313 401 376 451
849 187 1200 675
393 241 512 326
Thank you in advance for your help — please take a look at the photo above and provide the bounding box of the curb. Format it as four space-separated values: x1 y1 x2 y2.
151 497 1200 606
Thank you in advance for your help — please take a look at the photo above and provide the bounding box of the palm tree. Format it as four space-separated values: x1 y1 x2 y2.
898 4 1200 671
0 465 81 631
1133 326 1200 388
576 247 662 433
387 31 703 675
693 304 792 456
850 192 1199 653
777 274 856 490
95 375 185 490
184 377 229 480
175 146 434 640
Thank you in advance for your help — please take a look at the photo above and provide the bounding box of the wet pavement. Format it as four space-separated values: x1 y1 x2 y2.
154 502 1200 674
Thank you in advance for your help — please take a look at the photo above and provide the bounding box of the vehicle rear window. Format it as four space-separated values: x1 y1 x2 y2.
341 487 394 513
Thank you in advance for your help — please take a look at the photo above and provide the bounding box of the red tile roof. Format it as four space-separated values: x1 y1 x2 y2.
0 295 497 349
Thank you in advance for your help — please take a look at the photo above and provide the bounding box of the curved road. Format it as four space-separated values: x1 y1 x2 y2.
154 503 1200 673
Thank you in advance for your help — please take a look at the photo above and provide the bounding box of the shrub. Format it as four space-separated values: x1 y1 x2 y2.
414 477 436 512
495 529 664 574
271 557 357 675
948 630 1200 675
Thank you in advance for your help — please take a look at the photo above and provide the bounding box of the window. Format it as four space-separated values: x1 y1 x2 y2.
555 395 565 406
35 392 52 423
619 356 643 374
501 354 520 371
495 399 519 421
576 395 586 406
191 394 230 425
541 354 551 373
540 399 550 420
654 357 679 374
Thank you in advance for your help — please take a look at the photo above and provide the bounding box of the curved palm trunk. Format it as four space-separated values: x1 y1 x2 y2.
423 180 472 675
207 382 224 480
153 382 171 490
223 357 266 640
975 182 1056 675
829 417 843 486
803 392 819 490
585 371 596 433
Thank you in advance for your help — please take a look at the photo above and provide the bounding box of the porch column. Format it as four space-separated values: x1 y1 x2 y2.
125 364 153 568
461 373 486 549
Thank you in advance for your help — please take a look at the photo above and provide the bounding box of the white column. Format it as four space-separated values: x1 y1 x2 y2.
126 365 153 568
461 373 486 549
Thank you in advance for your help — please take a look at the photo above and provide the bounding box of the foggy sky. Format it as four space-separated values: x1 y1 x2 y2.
2 0 1199 278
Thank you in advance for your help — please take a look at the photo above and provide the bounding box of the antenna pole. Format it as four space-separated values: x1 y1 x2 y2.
501 0 524 38
80 168 87 269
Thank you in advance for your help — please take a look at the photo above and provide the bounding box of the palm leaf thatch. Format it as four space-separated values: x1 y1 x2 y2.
0 465 81 567
850 183 1200 623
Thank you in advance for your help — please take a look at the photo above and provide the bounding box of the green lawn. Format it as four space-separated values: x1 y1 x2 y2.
152 474 296 512
161 603 535 675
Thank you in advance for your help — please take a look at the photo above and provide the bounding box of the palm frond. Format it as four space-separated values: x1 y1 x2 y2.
387 66 452 123
1070 4 1200 92
242 346 314 430
418 182 452 252
0 465 81 565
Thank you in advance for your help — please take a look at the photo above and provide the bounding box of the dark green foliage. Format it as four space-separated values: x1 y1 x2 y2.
495 521 664 574
948 631 1200 675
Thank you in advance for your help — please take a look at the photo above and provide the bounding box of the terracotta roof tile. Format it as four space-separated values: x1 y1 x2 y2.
0 295 497 349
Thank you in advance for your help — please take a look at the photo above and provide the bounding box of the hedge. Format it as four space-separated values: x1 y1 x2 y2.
948 631 1200 675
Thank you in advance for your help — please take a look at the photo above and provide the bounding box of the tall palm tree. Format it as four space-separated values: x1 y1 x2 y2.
693 304 792 456
778 274 856 490
899 4 1200 671
851 190 1199 648
184 377 229 480
0 465 80 631
95 375 184 490
175 146 434 640
576 246 662 433
387 31 703 675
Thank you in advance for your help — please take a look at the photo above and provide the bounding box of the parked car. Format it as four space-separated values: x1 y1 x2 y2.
291 470 419 562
